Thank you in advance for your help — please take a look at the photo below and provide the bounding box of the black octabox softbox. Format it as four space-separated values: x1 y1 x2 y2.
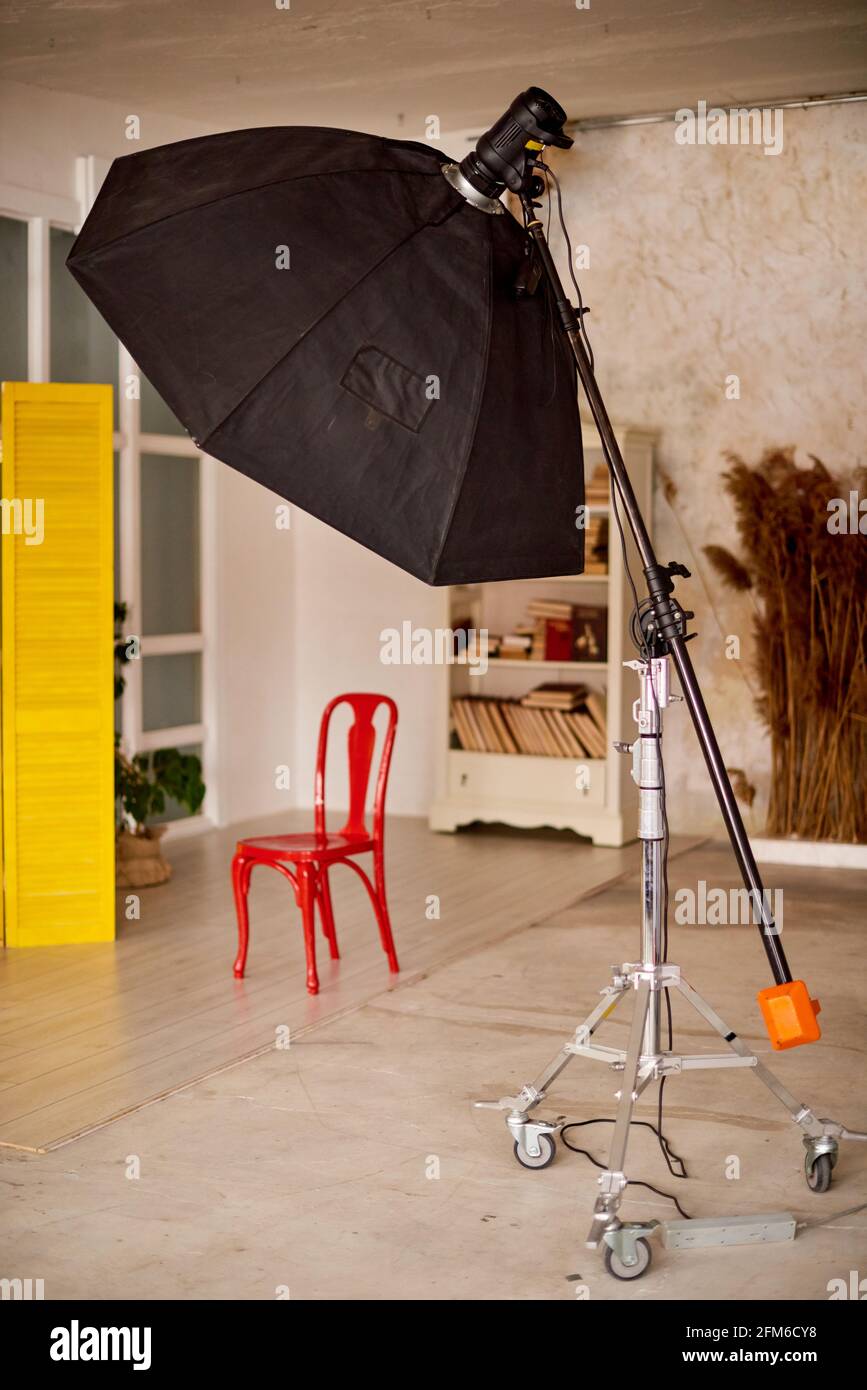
68 127 584 584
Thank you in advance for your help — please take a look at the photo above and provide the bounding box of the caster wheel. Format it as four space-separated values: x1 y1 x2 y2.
604 1237 652 1281
806 1153 833 1193
513 1133 556 1170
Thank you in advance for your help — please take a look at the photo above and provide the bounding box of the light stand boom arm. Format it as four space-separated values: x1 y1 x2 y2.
520 193 792 986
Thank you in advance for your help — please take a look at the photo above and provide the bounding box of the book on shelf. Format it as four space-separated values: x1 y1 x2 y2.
521 599 609 665
526 599 574 619
572 604 608 662
584 514 609 574
450 698 476 751
543 617 573 661
584 690 607 737
451 689 607 760
498 640 531 660
489 700 519 754
585 462 610 506
450 591 608 673
521 681 588 710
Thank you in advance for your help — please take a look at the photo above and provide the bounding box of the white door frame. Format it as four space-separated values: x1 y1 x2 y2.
1 164 219 830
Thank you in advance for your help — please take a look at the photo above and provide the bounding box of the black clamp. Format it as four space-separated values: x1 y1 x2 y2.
643 560 695 649
644 559 691 596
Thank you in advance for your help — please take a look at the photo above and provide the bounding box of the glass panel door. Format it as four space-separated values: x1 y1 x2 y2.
50 228 119 426
140 453 201 635
0 216 28 417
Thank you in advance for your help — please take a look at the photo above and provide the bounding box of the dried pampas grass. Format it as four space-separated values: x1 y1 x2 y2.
705 448 866 843
703 545 753 593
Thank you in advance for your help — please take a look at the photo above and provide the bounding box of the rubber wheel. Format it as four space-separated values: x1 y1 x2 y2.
513 1133 556 1170
604 1237 652 1281
806 1153 832 1193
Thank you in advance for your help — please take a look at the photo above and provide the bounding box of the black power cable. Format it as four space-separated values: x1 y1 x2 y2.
538 161 595 371
560 1119 691 1222
539 161 690 1217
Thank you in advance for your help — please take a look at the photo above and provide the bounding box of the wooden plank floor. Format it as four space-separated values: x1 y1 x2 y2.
0 810 701 1150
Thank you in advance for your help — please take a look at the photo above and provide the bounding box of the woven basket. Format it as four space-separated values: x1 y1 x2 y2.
116 826 172 888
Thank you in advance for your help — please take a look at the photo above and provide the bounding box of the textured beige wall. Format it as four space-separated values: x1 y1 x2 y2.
550 103 866 835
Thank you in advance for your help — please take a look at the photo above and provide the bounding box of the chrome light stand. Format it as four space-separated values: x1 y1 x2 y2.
478 651 866 1278
476 190 867 1280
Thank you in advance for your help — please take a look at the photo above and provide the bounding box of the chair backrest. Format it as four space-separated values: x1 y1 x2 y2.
314 693 398 842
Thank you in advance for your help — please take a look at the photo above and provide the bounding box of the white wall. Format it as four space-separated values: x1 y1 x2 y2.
289 513 441 817
211 464 296 825
0 81 208 202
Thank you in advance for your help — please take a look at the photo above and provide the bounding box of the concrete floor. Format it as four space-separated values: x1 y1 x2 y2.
2 841 865 1301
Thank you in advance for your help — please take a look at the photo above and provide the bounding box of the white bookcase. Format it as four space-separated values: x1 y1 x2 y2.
429 422 655 847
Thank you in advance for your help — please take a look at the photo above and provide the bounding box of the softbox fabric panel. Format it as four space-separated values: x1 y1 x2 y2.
68 127 584 584
434 221 584 583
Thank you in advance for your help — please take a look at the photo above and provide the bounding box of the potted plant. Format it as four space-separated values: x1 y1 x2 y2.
115 602 206 887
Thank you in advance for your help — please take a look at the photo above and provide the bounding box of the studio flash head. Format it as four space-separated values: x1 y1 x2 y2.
443 86 573 214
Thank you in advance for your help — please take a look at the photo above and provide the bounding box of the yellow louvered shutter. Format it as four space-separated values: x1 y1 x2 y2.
2 382 114 946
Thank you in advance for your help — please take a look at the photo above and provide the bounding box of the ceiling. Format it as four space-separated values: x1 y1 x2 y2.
1 0 865 135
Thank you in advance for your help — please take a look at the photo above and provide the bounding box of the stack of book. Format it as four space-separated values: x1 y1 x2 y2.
497 629 534 660
527 598 575 661
451 684 607 759
513 598 608 664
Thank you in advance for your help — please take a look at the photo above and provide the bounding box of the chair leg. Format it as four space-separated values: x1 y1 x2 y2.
298 865 320 996
373 849 399 974
232 854 253 978
317 869 340 960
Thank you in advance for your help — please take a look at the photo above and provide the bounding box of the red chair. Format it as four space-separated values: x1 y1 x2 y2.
231 693 399 995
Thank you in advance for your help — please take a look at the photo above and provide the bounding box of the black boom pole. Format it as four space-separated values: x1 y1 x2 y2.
521 194 792 987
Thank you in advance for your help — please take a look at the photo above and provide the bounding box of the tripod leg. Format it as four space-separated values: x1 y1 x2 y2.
528 983 629 1097
676 976 825 1135
679 974 867 1189
483 983 629 1115
477 982 630 1162
586 978 651 1248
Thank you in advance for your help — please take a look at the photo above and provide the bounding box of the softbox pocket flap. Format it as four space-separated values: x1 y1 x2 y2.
341 345 434 434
